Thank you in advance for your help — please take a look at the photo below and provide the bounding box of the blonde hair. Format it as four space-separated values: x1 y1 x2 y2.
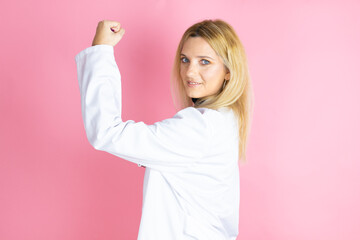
170 19 254 164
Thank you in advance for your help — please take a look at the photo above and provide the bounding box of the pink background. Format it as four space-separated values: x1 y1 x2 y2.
1 0 359 239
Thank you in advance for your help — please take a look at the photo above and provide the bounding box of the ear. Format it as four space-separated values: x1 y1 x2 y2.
225 71 230 81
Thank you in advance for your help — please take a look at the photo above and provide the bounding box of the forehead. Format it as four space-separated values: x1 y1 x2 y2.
181 37 217 57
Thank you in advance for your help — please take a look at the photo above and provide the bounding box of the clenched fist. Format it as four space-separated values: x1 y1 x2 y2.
92 20 125 47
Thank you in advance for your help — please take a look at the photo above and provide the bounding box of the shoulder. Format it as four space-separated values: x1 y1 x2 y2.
174 107 226 123
153 107 221 138
175 106 223 119
173 106 233 137
161 106 235 131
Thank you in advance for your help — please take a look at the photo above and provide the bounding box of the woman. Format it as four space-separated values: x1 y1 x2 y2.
75 19 253 240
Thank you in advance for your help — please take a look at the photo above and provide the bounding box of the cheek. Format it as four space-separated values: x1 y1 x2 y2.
179 66 186 79
202 66 225 83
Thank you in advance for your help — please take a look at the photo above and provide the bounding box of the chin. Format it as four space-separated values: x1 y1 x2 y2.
187 93 202 98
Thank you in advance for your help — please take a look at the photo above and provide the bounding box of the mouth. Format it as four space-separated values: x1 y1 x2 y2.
187 81 202 87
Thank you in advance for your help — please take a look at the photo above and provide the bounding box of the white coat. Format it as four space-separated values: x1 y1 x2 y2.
75 44 240 240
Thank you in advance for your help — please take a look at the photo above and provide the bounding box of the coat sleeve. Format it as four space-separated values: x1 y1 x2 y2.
75 45 217 172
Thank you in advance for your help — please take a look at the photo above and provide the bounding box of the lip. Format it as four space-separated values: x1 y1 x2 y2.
187 81 202 87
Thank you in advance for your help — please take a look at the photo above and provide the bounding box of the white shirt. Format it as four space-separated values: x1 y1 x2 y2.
75 44 240 240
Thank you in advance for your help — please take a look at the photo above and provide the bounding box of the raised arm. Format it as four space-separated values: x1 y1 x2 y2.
75 21 218 172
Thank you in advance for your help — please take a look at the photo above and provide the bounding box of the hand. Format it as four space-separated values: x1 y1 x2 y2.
91 20 125 47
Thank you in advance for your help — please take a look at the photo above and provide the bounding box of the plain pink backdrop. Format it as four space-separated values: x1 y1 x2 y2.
1 0 359 239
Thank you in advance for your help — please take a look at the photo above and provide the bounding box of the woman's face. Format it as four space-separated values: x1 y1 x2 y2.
180 37 230 99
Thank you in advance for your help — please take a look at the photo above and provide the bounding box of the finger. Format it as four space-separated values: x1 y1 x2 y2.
110 23 123 33
111 25 122 33
112 26 124 34
104 20 121 29
99 20 120 32
110 24 119 31
118 28 125 37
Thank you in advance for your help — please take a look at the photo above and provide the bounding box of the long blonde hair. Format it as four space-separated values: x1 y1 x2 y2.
170 19 254 164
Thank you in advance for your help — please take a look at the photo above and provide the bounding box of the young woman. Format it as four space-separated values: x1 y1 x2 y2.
75 19 253 240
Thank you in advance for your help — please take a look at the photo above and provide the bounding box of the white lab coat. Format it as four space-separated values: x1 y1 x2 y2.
75 44 240 240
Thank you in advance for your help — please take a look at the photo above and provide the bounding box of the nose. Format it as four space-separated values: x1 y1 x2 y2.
186 63 198 79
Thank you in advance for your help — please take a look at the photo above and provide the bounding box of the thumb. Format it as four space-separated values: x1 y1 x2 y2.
116 28 125 38
110 22 120 32
112 27 125 46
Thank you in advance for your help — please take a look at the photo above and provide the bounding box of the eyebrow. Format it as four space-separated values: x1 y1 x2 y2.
180 53 215 60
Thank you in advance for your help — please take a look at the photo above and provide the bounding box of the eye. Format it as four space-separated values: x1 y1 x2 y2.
200 59 210 65
180 57 189 63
